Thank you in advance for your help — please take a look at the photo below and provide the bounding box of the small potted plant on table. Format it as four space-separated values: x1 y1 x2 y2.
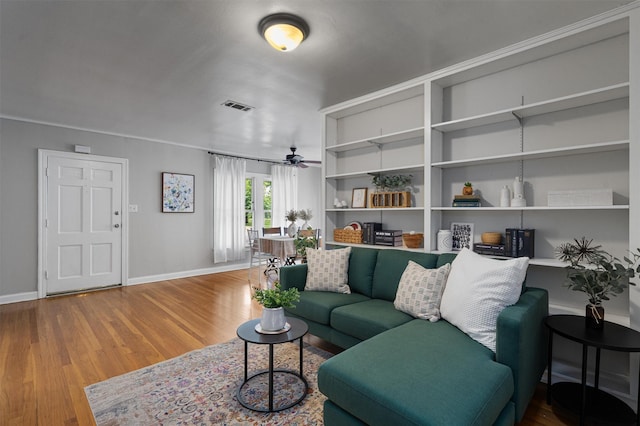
253 282 300 331
555 237 640 329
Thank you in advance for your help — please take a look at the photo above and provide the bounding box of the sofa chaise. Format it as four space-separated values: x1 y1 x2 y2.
279 246 548 425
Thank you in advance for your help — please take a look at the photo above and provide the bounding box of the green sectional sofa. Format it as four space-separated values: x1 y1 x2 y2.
279 247 548 426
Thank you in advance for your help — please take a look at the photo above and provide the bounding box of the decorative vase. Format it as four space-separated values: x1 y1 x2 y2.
287 222 297 237
261 307 286 331
585 304 604 330
301 221 309 231
437 230 452 252
500 185 511 207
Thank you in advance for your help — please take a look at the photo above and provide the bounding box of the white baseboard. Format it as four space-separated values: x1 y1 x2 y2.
0 291 38 305
127 263 250 286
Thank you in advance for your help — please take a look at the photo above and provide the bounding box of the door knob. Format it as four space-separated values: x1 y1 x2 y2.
114 224 120 228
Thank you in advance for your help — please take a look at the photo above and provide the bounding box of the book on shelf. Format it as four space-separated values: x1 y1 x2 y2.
473 243 506 257
375 230 403 237
504 228 535 258
362 222 382 245
375 236 404 246
452 201 482 207
454 195 481 200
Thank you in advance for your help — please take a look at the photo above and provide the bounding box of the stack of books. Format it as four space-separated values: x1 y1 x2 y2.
362 222 382 244
452 195 481 207
505 228 535 258
375 230 403 246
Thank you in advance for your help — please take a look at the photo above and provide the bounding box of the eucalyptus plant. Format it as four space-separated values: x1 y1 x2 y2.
252 282 300 309
371 174 412 192
555 237 640 306
297 209 313 221
285 209 299 222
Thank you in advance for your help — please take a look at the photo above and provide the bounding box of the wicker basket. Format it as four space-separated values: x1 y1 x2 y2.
402 233 424 248
333 229 363 244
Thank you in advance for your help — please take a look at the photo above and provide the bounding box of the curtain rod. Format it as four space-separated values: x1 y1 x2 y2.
207 150 282 165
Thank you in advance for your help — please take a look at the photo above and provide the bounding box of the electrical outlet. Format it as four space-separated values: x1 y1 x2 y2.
128 204 138 213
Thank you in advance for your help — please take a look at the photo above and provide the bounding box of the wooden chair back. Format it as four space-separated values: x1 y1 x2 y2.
262 227 282 236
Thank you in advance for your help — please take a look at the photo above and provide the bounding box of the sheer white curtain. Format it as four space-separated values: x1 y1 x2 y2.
271 165 298 228
213 156 246 263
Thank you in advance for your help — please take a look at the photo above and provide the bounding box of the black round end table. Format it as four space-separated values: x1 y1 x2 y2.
545 314 640 425
236 317 309 412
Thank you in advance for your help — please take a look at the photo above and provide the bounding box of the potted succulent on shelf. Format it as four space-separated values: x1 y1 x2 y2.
252 282 300 331
285 209 299 237
555 237 640 329
462 182 474 195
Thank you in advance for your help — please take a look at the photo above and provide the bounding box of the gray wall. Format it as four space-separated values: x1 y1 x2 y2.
0 118 320 297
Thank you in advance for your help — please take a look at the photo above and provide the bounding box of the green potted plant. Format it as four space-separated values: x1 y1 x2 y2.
463 182 473 195
252 282 300 331
294 230 318 263
371 174 412 192
555 237 640 329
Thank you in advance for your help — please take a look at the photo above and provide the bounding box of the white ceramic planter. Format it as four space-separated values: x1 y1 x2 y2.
261 307 286 331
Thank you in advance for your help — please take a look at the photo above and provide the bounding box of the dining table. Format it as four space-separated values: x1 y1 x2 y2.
259 235 296 266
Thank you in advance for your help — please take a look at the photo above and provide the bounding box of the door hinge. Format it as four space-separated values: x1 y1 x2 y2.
45 271 49 279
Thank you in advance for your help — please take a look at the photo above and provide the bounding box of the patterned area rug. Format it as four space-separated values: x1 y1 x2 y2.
85 339 332 425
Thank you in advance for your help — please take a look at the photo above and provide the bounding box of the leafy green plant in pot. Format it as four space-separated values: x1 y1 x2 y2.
252 282 300 331
294 229 318 263
555 237 640 329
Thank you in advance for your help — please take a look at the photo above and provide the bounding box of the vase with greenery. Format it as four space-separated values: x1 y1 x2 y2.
463 182 473 195
253 282 300 331
285 209 299 237
555 237 640 329
372 174 412 192
297 209 312 229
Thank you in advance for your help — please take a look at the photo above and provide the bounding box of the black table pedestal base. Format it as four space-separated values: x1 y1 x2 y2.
237 369 308 412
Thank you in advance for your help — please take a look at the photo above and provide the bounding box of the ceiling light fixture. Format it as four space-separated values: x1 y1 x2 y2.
258 13 309 52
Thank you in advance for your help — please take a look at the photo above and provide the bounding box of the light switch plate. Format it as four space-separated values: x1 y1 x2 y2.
128 204 139 213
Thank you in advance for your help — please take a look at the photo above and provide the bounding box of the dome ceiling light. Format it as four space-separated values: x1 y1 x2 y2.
258 13 310 52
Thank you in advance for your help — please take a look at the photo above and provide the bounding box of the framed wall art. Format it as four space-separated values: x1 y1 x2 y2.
162 172 194 213
351 188 368 208
451 222 474 251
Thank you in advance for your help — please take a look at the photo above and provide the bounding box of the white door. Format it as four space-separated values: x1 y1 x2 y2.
44 155 123 294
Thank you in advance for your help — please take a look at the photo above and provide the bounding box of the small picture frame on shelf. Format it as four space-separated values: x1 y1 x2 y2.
351 188 368 208
451 222 474 251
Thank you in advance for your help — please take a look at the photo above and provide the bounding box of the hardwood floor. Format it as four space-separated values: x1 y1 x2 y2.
0 269 572 425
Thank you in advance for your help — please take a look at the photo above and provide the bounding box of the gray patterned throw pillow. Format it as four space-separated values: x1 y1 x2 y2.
305 247 352 293
394 261 451 322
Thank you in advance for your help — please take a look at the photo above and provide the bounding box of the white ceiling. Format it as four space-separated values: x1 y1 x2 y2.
0 0 632 163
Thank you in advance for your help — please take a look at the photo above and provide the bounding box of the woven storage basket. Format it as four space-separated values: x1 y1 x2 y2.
333 229 363 244
402 233 424 248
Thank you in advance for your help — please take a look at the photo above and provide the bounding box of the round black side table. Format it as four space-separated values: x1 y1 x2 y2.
236 317 309 412
545 315 640 425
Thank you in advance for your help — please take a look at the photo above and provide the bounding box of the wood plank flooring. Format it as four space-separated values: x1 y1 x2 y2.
0 269 573 425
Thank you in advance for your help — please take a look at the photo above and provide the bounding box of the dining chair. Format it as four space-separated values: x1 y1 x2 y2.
261 227 282 274
247 229 272 286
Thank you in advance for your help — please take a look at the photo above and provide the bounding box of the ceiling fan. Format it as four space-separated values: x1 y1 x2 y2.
282 146 321 168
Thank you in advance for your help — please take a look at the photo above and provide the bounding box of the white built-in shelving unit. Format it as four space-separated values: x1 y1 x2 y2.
321 3 640 402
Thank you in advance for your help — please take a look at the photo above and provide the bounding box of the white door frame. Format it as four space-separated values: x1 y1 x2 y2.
38 149 129 298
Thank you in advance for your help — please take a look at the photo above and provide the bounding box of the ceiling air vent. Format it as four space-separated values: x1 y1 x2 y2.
221 100 254 112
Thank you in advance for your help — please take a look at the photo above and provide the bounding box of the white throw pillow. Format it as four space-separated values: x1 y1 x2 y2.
394 261 451 322
440 248 529 352
305 247 352 293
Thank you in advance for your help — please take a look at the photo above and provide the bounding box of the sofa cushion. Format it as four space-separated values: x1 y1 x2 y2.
371 250 439 301
440 248 529 352
306 247 352 293
284 291 370 325
394 261 451 321
331 299 414 341
347 247 379 297
318 320 514 426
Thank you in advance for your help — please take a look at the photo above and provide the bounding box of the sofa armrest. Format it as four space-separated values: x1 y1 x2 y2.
496 287 549 422
279 264 308 291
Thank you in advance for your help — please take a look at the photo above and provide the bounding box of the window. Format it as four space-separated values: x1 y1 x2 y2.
245 174 272 232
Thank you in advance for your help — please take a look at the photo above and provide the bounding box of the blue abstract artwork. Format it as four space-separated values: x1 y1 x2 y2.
162 172 194 213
